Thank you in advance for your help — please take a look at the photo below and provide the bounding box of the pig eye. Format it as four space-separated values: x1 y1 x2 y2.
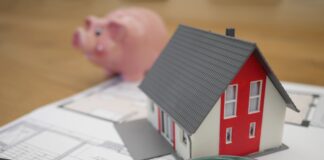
95 29 102 37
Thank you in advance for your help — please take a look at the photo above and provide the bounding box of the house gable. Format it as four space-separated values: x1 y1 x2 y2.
219 52 267 155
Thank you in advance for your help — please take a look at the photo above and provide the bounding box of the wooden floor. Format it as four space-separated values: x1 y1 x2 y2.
1 0 324 126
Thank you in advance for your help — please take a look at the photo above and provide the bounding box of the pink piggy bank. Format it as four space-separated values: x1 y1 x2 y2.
73 7 168 81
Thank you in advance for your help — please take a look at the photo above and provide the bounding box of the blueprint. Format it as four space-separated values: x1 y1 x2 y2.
0 106 130 160
0 78 175 160
63 78 148 123
0 77 323 160
283 81 324 127
0 105 175 160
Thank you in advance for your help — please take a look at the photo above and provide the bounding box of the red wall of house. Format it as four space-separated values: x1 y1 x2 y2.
219 53 267 156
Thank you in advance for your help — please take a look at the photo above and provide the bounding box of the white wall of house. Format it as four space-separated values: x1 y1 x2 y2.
147 101 191 159
260 77 287 151
174 123 190 159
190 99 221 158
147 101 159 129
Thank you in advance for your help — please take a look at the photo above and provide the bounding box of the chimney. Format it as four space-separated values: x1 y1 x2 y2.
226 28 235 37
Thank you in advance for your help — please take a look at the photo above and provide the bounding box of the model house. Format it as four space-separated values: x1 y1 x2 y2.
139 25 299 159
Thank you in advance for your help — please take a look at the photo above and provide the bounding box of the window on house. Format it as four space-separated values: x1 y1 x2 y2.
226 127 232 144
161 111 165 133
160 110 174 144
164 113 169 138
249 122 256 138
150 102 155 112
182 130 187 145
249 81 262 113
167 115 173 140
224 84 238 118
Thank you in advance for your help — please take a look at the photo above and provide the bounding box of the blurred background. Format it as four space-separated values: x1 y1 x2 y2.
0 0 324 125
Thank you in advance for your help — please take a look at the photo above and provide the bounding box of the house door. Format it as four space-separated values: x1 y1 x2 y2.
159 109 176 148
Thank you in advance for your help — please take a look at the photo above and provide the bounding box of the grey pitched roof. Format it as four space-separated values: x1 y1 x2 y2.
139 25 299 135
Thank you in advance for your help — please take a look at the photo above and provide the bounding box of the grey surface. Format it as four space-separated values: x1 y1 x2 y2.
139 24 298 135
248 144 289 158
115 119 173 160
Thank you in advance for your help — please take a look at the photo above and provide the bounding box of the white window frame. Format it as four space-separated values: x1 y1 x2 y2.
226 127 232 144
182 129 187 145
163 113 169 138
167 116 173 141
160 110 174 144
248 80 262 114
150 102 155 113
161 110 165 133
224 84 238 119
249 122 256 138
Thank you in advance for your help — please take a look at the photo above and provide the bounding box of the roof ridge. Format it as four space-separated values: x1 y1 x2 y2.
178 24 257 48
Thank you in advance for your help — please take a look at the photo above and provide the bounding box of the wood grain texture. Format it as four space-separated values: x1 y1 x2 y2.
0 0 324 126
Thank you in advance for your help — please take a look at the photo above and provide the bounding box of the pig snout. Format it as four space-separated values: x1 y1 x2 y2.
93 43 108 57
96 44 104 52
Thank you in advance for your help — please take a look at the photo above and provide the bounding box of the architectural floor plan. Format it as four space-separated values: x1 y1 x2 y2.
0 108 130 160
0 77 323 160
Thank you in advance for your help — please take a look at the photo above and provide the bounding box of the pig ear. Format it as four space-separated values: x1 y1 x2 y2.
107 21 126 42
85 16 96 30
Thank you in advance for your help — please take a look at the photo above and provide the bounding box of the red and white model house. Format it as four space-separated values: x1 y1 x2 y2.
139 25 299 159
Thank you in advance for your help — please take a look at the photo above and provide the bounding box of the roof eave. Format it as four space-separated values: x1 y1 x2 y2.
254 47 300 113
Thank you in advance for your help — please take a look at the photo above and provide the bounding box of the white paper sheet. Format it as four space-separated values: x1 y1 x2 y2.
0 105 130 160
283 81 324 128
0 77 173 160
258 125 324 160
63 79 148 123
0 77 323 160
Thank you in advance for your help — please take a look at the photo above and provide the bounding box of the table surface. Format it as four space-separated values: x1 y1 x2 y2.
1 0 324 126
